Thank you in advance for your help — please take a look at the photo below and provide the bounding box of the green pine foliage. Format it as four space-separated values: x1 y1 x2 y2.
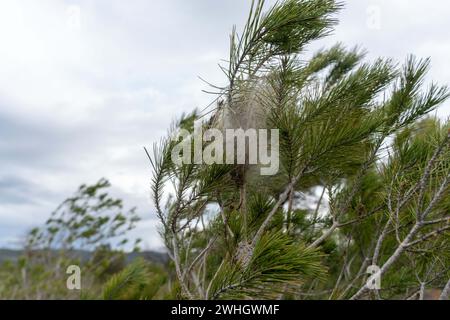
1 0 448 301
149 0 450 300
102 259 169 300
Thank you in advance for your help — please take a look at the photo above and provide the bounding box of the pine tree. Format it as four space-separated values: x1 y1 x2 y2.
148 0 450 300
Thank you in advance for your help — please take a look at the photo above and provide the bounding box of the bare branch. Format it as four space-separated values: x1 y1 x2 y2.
439 279 450 300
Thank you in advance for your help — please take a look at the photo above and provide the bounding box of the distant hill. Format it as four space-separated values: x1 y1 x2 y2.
0 248 169 265
0 249 21 264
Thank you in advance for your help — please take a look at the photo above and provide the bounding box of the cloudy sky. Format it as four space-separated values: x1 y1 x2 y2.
0 0 449 250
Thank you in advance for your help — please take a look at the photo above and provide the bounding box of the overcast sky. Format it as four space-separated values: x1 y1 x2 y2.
0 0 449 250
